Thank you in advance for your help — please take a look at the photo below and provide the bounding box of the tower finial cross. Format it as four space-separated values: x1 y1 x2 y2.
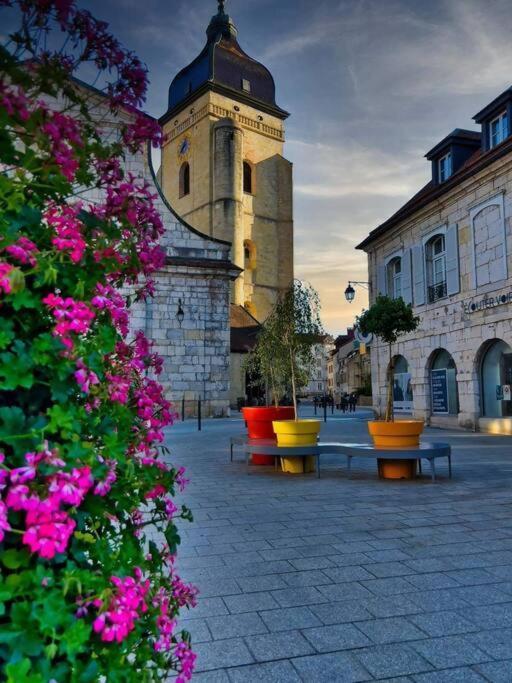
218 0 225 14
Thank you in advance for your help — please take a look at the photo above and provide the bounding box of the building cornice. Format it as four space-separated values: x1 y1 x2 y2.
160 81 289 127
358 136 512 251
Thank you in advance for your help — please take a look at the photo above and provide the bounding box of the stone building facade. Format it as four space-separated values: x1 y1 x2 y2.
73 85 240 417
158 4 294 324
358 86 512 434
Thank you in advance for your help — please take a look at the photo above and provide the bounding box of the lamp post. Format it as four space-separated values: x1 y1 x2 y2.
176 299 185 327
344 281 370 303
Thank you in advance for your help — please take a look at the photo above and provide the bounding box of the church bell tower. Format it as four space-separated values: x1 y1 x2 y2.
159 0 293 322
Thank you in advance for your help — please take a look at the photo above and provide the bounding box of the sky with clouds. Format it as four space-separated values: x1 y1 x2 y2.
10 0 512 333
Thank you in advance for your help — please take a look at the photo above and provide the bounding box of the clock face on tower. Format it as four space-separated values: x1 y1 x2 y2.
178 136 191 158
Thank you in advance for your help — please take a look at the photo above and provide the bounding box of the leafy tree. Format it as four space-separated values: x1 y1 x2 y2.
357 295 420 422
254 280 323 418
0 2 195 680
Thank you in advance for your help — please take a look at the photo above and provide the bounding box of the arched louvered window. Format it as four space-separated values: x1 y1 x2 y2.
179 162 190 198
243 161 253 194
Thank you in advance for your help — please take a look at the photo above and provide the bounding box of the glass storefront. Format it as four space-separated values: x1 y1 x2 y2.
430 349 459 415
481 340 512 417
393 355 413 413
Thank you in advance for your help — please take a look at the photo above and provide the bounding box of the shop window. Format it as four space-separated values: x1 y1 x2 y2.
425 234 447 303
430 349 459 415
480 339 512 417
391 355 413 413
243 161 253 194
179 162 190 197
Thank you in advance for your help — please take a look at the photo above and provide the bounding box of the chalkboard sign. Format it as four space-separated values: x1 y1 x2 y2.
431 368 448 414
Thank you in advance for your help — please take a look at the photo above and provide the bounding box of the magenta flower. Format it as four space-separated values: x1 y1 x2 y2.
74 359 100 395
0 501 11 541
92 571 149 643
45 204 86 263
5 237 38 266
48 466 93 506
22 500 76 559
0 262 13 294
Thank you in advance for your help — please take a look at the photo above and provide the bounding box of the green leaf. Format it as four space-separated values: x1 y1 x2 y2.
60 619 91 657
1 549 29 570
5 659 44 683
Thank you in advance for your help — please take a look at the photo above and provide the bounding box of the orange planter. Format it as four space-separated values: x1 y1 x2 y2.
242 406 295 465
368 420 424 447
368 419 424 480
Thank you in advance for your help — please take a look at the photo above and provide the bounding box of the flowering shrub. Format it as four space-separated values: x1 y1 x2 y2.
0 1 196 680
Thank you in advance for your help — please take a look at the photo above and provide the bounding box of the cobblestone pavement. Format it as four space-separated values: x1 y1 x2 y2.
167 408 512 682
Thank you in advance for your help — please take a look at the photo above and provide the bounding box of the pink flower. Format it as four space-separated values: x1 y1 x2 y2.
22 500 76 559
45 204 86 263
6 485 40 512
92 571 149 643
74 359 100 394
48 466 93 506
5 237 38 266
0 501 10 541
164 497 178 520
43 293 95 349
0 263 13 294
145 484 166 500
10 465 36 484
175 641 197 683
93 460 117 496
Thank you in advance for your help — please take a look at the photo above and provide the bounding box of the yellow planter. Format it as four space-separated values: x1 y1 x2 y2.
272 419 321 474
368 420 424 447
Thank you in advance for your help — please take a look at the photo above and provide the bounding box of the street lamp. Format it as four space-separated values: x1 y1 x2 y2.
176 299 185 327
344 281 370 303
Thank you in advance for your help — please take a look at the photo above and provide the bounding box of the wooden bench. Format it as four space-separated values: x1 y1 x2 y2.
229 437 452 482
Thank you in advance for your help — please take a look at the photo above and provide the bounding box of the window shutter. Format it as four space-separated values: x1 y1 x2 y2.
401 249 413 304
377 262 386 295
446 224 460 296
412 244 425 306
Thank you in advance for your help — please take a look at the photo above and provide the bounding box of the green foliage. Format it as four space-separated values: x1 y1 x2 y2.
252 280 323 416
357 295 420 420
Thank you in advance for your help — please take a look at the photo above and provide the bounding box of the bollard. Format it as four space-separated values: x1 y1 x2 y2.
198 398 202 431
181 397 185 422
314 401 317 416
331 400 334 415
323 400 327 423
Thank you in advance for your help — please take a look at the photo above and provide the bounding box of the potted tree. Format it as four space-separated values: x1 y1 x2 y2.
242 331 294 465
269 281 325 473
357 295 422 478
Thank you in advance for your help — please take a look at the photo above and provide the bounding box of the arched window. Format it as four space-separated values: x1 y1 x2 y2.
179 162 190 198
243 239 256 270
425 234 446 303
243 161 253 194
430 349 459 415
480 339 512 417
387 257 402 299
391 355 413 413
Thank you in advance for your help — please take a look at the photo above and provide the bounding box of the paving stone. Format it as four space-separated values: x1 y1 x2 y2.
291 652 370 682
244 631 315 662
364 549 413 562
195 579 242 598
446 568 498 585
226 660 302 682
181 618 211 643
327 553 373 567
356 617 426 644
206 612 268 640
404 558 455 573
354 643 432 678
259 606 322 632
408 589 472 613
317 582 373 602
410 635 491 668
473 660 512 682
271 586 327 607
450 585 512 606
194 639 255 672
311 600 373 625
289 556 336 571
363 561 413 578
468 628 512 660
409 611 479 637
236 574 287 593
412 667 487 682
302 623 372 652
223 592 279 614
463 603 512 629
188 670 230 682
281 569 332 587
364 595 422 618
362 577 418 596
324 566 375 583
406 573 460 590
181 597 229 620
